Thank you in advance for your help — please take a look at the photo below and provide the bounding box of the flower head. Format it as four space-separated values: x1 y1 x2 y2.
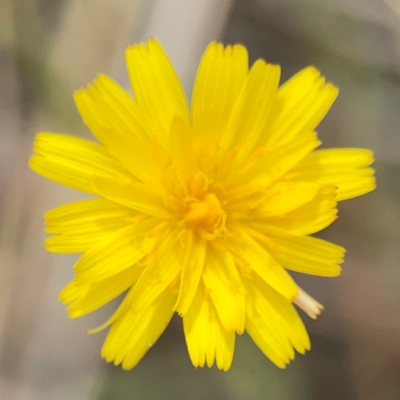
30 39 375 371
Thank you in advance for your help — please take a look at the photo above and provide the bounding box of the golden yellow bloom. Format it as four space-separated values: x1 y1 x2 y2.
30 39 375 371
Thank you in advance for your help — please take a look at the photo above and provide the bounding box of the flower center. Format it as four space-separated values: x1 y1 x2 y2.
185 193 222 229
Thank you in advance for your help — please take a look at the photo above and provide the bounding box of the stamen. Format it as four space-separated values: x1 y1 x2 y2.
190 172 210 198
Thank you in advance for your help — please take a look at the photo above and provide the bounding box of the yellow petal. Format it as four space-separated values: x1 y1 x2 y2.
233 132 320 188
183 285 235 371
45 198 135 229
91 175 172 219
244 275 310 368
267 67 338 147
90 74 152 145
86 289 132 335
252 226 344 277
67 266 141 318
265 184 338 235
190 44 248 178
175 232 207 315
219 59 281 166
202 249 245 333
29 133 128 193
74 88 166 187
169 116 200 188
45 234 107 254
255 182 321 218
190 112 220 176
45 198 137 253
102 288 176 370
126 39 189 139
287 148 376 201
129 233 181 313
231 231 298 299
278 66 321 98
74 220 158 284
58 280 89 304
192 43 248 131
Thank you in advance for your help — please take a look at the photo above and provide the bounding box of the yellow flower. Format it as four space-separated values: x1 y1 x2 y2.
30 39 375 371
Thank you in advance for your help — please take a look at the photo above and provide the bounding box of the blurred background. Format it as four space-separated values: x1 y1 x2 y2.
0 0 399 399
